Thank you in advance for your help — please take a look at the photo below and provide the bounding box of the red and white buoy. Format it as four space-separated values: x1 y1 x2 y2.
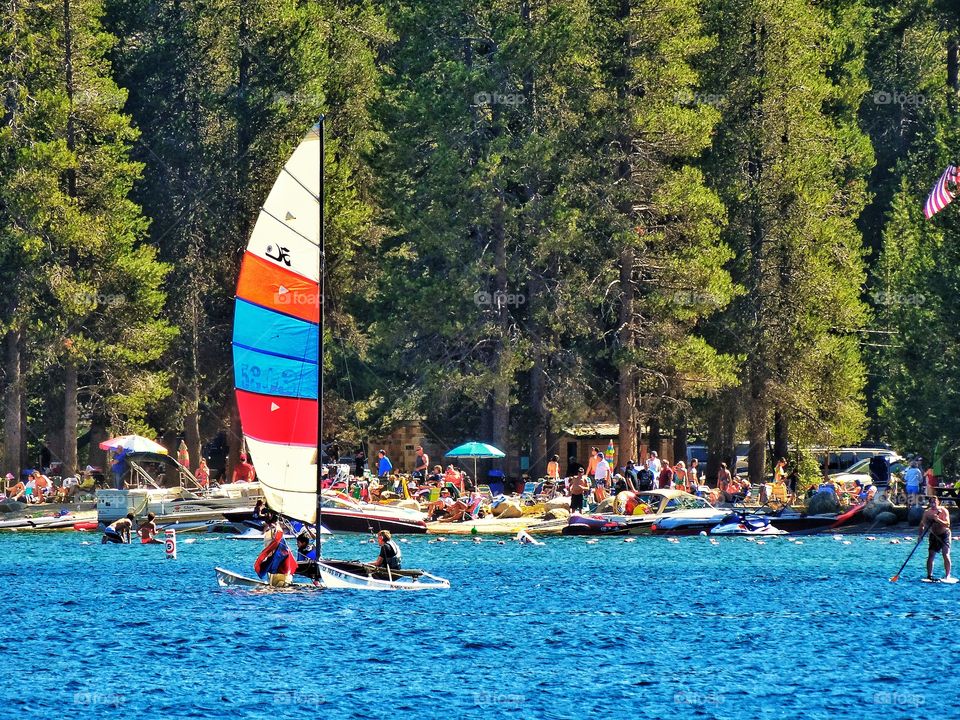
164 529 177 559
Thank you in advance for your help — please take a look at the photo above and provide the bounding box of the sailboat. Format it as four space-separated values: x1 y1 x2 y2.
215 117 448 591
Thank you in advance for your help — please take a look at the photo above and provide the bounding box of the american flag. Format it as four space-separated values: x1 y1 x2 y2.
924 164 958 220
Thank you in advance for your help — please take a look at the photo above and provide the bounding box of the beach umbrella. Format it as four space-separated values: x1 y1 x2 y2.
444 442 505 487
99 435 168 454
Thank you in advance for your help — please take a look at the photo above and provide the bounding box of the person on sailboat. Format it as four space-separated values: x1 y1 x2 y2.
254 528 299 587
296 530 316 562
372 530 402 571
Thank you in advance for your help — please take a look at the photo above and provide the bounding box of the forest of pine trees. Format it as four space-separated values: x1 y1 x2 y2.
1 0 958 482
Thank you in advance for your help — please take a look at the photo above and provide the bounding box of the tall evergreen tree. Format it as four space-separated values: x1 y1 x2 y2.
702 0 874 482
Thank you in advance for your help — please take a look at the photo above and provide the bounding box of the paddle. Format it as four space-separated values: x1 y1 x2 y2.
890 526 928 582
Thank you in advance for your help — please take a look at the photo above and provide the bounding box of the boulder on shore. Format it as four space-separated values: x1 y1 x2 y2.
493 500 523 519
544 496 571 511
543 508 570 521
907 504 925 526
862 497 896 521
873 511 897 527
806 491 840 515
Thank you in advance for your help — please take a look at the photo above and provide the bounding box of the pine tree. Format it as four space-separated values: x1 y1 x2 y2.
702 0 874 482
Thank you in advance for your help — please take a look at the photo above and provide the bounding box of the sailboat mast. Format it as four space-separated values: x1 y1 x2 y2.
316 114 325 552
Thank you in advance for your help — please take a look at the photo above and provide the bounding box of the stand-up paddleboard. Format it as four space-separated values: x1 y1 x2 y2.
921 577 958 584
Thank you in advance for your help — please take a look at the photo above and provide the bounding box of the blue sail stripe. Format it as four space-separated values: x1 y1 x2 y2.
233 346 318 400
233 299 318 364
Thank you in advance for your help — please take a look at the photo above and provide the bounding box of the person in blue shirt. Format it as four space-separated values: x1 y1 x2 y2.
377 449 393 478
903 459 922 506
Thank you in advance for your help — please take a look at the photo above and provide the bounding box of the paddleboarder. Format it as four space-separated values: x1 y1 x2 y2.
919 495 952 581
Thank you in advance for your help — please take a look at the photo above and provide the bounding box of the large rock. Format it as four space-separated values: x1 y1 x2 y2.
862 497 896 521
543 508 570 521
907 504 925 526
806 491 840 515
873 511 898 527
544 496 571 511
493 500 523 519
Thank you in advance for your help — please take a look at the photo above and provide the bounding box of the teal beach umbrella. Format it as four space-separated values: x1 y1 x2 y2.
444 442 505 487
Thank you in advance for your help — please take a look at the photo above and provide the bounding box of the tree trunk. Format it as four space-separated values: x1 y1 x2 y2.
3 331 23 477
747 372 767 484
648 419 661 461
617 243 638 471
773 409 788 464
529 346 548 478
63 362 78 478
673 416 688 468
491 192 510 464
226 392 242 484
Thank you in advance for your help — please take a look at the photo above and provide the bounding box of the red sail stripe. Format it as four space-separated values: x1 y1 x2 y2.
236 389 317 446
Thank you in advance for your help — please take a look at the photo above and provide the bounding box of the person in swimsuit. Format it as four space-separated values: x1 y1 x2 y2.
919 495 952 581
139 512 161 544
102 513 135 544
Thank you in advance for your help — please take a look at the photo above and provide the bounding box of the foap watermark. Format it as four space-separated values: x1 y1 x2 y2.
674 691 725 706
73 691 126 708
474 691 526 709
474 290 526 308
873 90 926 107
675 90 726 107
72 291 124 308
871 291 925 307
274 289 320 307
473 91 526 107
873 691 925 708
278 691 325 707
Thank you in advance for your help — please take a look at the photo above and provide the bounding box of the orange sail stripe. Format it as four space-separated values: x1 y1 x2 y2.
236 251 319 324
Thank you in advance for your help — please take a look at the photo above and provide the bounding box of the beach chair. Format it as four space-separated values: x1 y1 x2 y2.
477 484 493 501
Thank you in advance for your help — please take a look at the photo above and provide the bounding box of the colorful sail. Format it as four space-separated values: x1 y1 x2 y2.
233 125 321 523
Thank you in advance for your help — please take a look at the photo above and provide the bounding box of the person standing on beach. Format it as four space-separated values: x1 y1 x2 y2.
903 460 922 505
413 446 429 482
546 455 560 481
568 468 590 514
594 452 611 490
586 447 600 480
919 496 952 581
377 450 393 479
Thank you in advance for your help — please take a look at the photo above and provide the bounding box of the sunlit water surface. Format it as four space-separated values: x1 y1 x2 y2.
0 529 953 719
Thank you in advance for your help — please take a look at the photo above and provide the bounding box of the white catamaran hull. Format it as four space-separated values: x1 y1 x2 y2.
314 562 450 591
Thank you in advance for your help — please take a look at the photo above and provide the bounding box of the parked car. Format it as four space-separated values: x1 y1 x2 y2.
830 455 905 489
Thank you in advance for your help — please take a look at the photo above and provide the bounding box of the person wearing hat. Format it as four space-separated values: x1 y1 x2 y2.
232 452 256 483
4 473 25 502
295 529 316 562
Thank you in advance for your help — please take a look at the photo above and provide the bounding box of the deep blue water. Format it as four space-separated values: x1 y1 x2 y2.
0 529 954 719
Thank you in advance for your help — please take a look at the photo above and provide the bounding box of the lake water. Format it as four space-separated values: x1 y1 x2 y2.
0 530 953 719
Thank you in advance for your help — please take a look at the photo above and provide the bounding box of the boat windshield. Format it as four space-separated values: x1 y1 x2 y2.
321 490 363 510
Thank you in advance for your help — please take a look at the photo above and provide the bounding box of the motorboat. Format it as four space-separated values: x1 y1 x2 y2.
97 450 263 524
710 511 787 535
224 490 427 534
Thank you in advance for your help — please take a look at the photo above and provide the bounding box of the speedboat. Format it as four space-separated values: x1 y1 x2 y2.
710 511 787 535
224 490 428 534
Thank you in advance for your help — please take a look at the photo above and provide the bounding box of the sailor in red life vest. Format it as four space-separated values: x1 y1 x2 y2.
233 453 256 483
255 526 299 586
